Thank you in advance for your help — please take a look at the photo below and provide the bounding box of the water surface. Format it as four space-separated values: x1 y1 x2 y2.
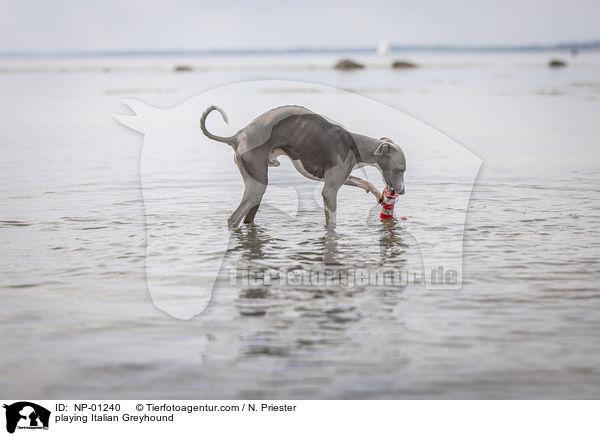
1 51 599 398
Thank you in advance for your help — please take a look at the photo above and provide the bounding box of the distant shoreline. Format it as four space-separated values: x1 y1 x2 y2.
1 40 599 58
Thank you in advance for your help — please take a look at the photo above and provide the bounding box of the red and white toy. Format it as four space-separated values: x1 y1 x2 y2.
379 187 399 221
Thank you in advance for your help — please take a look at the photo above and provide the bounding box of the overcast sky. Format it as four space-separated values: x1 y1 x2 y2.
1 0 599 52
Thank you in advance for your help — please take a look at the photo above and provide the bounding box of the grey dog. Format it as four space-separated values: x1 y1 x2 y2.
200 105 406 227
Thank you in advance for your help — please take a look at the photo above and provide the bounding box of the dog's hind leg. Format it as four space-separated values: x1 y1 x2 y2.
229 152 268 227
228 179 267 227
243 191 265 224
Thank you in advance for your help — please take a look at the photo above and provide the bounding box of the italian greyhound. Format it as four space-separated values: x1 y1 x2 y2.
200 105 406 227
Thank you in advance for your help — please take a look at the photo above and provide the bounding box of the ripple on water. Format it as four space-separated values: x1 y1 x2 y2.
0 220 33 227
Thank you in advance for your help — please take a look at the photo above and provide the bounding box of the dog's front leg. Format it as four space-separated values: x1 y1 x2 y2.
344 175 381 200
321 166 352 227
322 182 341 227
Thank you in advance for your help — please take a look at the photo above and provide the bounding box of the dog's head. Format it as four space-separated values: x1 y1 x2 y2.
374 137 406 195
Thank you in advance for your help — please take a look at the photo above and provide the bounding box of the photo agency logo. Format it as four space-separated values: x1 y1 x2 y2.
3 402 50 433
114 80 481 320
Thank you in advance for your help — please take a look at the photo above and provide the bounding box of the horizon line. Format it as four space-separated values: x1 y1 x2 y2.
1 40 599 58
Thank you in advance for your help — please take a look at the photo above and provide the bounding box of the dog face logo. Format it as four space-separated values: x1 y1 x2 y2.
3 402 50 433
115 80 481 320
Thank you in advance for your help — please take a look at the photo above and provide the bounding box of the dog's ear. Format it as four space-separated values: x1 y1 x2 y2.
374 141 395 156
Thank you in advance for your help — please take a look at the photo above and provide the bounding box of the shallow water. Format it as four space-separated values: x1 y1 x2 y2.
1 51 599 398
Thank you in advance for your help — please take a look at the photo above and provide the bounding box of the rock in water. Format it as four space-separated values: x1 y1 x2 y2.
334 59 365 70
174 65 193 72
548 59 567 68
391 60 417 69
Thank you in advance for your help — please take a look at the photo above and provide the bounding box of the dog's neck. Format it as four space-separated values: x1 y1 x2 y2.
350 133 383 164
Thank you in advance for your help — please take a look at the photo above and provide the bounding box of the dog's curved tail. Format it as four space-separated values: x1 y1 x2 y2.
200 105 237 146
